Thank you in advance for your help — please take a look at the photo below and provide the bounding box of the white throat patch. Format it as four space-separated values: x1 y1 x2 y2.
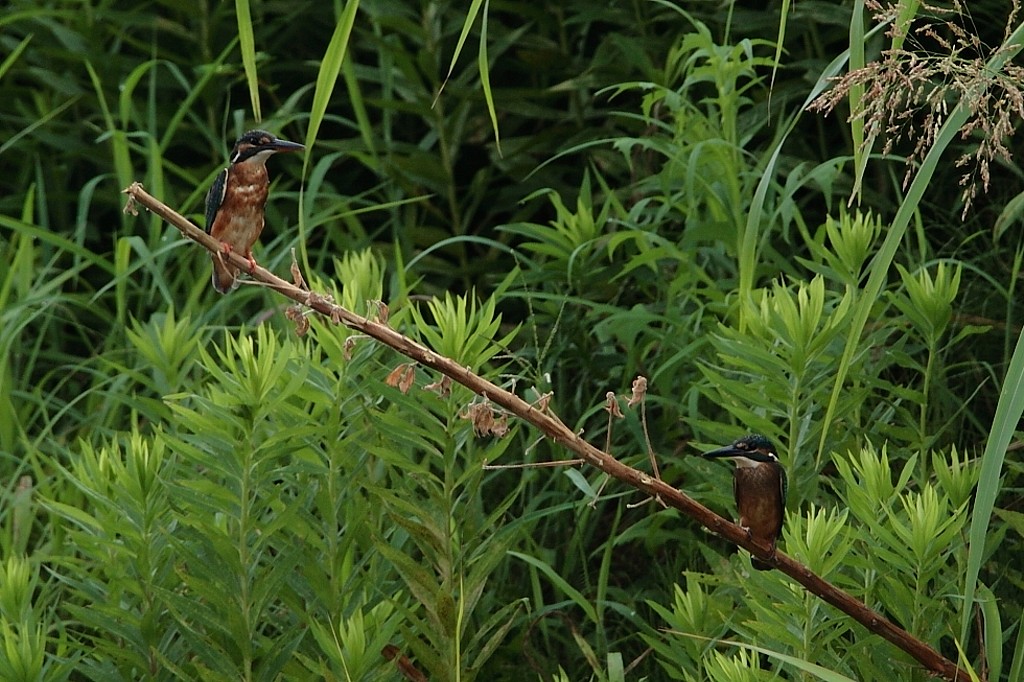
232 149 276 165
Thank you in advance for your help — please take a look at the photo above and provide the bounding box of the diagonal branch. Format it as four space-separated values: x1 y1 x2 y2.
122 182 971 681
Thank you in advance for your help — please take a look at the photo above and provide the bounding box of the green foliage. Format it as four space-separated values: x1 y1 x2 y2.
0 556 74 681
698 275 855 474
409 288 517 370
32 287 527 680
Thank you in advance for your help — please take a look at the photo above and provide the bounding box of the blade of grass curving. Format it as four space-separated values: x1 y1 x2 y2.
0 34 31 81
300 0 359 268
84 60 132 215
405 235 519 273
159 46 234 152
0 96 78 156
144 127 166 245
848 0 869 201
850 1 924 201
476 0 501 155
891 0 922 52
114 236 131 327
977 583 1002 682
1009 614 1024 682
234 0 261 121
740 641 858 681
960 322 1024 647
0 216 115 274
305 0 359 153
342 58 374 159
507 551 598 624
436 0 484 101
766 0 790 118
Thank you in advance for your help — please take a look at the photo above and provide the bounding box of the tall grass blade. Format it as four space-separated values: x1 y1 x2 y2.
234 0 261 121
476 0 501 155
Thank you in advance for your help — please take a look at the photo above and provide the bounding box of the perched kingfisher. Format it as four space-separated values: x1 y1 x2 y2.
205 129 304 293
704 434 787 570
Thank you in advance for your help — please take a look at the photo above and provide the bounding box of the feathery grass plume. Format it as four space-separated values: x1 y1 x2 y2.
810 0 1024 216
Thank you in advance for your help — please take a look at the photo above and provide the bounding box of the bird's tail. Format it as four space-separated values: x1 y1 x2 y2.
211 254 239 293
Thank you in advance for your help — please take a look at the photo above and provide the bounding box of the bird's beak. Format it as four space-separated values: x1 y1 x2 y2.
266 138 305 154
703 444 745 459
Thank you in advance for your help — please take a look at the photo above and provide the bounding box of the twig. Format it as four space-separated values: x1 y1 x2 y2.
122 182 972 682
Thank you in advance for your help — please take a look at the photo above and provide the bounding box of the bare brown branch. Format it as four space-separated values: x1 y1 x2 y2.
122 181 972 681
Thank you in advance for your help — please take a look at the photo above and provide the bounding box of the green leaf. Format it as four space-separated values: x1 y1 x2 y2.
234 0 261 121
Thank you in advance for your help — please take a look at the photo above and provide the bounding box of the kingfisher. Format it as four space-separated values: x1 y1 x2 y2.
704 434 787 570
205 129 304 293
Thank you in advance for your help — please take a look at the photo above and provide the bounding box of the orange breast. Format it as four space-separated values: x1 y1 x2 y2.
734 465 784 546
209 164 270 256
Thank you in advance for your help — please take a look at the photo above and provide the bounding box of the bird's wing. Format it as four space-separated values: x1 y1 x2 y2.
204 168 228 233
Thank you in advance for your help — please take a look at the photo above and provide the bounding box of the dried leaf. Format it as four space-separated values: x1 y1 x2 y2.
398 366 416 393
284 305 309 336
289 248 306 290
122 195 138 216
382 645 427 682
463 402 494 436
490 413 509 437
386 363 416 394
461 400 511 438
627 376 647 407
424 374 452 397
605 391 624 418
343 336 358 361
375 300 390 325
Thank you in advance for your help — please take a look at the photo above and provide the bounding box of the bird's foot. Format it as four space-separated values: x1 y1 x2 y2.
244 252 258 274
213 243 232 269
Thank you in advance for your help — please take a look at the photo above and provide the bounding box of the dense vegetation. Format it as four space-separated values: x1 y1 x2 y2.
2 0 1022 680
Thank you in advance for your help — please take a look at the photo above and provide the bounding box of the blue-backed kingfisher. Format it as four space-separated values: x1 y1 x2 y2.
704 434 787 570
205 129 304 293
